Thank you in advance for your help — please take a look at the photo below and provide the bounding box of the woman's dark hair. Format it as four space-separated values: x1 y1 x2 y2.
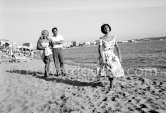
52 27 58 32
101 24 111 34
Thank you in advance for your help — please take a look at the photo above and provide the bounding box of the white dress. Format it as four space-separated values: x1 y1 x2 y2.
41 42 52 56
98 36 124 77
40 41 52 60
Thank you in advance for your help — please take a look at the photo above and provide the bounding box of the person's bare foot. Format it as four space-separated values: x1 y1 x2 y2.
56 70 62 76
61 68 66 76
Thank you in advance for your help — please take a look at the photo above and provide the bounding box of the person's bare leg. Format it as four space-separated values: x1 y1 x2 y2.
46 61 50 77
43 56 50 78
108 77 114 88
94 67 102 82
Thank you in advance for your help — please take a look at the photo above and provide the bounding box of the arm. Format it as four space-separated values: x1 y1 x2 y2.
37 39 44 50
98 39 105 64
52 35 64 45
52 40 64 44
98 44 101 58
49 39 53 49
115 43 122 62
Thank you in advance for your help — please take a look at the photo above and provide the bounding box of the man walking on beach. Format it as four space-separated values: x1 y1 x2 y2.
50 27 65 76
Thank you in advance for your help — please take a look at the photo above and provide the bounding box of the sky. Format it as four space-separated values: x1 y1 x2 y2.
0 0 166 44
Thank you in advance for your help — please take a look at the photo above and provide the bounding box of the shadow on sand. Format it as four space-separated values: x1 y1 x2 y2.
6 69 103 87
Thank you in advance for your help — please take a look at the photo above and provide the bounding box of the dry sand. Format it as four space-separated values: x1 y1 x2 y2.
0 58 166 113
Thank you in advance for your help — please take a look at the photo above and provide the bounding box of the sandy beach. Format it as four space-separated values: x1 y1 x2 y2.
1 0 166 112
0 57 166 113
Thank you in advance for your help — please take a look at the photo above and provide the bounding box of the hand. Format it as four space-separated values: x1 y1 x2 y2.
52 41 57 45
42 46 47 49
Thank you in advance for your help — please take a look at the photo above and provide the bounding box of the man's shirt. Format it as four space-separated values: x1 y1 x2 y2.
50 34 64 48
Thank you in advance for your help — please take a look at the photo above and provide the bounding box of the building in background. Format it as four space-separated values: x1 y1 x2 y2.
71 41 79 47
127 40 137 43
95 40 99 45
79 42 84 47
90 41 98 46
63 42 72 48
84 41 91 46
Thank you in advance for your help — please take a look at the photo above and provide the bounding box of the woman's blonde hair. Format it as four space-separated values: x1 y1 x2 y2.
39 30 49 39
41 30 49 36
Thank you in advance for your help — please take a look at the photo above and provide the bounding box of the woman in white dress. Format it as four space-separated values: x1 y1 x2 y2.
96 24 124 88
37 30 52 78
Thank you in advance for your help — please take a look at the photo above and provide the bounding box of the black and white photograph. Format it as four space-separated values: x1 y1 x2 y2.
0 0 166 113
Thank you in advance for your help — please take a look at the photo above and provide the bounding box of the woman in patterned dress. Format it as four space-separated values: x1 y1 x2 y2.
96 24 124 88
